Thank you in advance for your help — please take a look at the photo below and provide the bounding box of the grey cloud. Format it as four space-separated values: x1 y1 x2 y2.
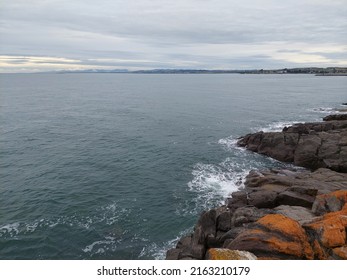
3 0 346 45
1 0 346 71
304 51 347 60
277 49 302 53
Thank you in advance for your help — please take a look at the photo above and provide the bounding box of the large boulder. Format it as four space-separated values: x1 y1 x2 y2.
225 214 314 259
248 189 278 208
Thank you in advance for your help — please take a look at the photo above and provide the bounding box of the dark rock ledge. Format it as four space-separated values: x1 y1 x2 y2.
238 119 347 172
166 114 347 260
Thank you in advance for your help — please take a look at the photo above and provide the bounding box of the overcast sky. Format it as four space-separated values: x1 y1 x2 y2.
0 0 346 72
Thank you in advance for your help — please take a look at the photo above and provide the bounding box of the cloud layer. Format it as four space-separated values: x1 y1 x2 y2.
1 0 346 72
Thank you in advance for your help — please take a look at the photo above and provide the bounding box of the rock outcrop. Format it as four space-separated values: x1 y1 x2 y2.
166 169 347 260
166 113 347 260
237 116 347 172
227 168 347 210
226 214 314 259
323 114 347 121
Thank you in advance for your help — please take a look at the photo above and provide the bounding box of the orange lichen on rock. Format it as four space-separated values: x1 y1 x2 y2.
330 190 347 201
304 203 347 249
226 214 314 259
257 214 314 259
318 221 345 248
257 214 307 238
265 236 305 256
312 190 347 215
206 248 257 260
332 246 347 259
311 240 328 260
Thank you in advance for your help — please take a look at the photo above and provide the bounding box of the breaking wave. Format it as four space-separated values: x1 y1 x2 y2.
308 107 341 114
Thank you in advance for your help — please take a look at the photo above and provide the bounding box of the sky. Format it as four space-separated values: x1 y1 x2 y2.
0 0 346 72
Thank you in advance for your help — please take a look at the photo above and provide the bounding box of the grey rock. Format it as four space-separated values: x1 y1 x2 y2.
206 234 222 248
245 168 346 195
276 190 315 208
232 206 271 227
197 209 217 238
237 120 347 172
220 227 246 245
217 210 233 231
176 236 192 249
180 244 206 260
248 189 278 208
166 248 181 260
274 205 315 224
294 134 321 169
312 191 347 215
226 190 248 209
323 114 347 121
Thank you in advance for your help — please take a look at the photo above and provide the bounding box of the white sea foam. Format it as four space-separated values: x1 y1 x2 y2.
82 236 117 254
0 221 44 237
0 202 128 257
178 158 251 217
253 120 301 133
25 221 40 233
308 107 341 114
0 222 20 237
189 162 243 198
0 202 131 239
184 132 297 217
218 136 243 151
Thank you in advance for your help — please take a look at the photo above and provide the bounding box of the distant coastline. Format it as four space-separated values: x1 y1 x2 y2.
38 67 347 75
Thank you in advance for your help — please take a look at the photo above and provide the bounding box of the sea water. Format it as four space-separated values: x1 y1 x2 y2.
0 73 346 259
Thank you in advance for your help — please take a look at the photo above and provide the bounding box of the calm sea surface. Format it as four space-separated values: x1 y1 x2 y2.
0 73 346 259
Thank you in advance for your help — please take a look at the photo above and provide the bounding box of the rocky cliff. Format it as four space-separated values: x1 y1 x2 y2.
166 113 347 260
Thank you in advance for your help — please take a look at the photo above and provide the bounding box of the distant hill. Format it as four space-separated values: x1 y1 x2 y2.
55 69 129 73
50 67 347 75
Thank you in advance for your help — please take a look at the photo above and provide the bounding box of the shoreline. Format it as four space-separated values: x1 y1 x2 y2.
166 108 347 260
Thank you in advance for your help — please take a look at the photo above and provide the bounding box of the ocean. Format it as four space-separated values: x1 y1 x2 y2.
0 73 346 259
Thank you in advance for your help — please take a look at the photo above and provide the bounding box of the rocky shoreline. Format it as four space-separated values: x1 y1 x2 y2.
166 110 347 260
